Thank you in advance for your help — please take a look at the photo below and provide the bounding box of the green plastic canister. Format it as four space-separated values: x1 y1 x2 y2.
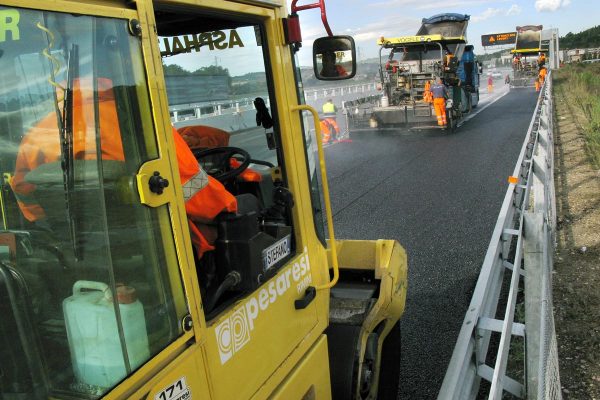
63 281 150 388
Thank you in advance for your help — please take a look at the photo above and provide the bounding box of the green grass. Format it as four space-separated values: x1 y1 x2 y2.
555 64 600 168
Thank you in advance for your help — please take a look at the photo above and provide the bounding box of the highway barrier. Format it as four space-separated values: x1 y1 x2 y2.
303 82 378 101
169 83 379 132
438 73 562 399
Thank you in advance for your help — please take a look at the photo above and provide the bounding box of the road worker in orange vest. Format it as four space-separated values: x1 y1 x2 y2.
11 77 236 258
423 80 433 103
444 50 455 71
539 66 547 84
320 117 340 144
487 75 494 93
535 66 547 92
430 77 449 127
538 52 546 69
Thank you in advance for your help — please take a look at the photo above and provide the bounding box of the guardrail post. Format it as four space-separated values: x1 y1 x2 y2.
524 212 544 399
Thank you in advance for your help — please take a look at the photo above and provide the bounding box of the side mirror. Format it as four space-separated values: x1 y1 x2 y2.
478 62 483 74
313 35 356 81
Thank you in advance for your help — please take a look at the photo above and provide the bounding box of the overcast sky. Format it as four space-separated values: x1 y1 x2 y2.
291 0 598 65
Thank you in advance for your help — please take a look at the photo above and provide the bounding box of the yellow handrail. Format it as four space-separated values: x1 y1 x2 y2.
291 104 339 290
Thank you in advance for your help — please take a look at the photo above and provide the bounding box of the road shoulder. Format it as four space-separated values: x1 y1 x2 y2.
553 76 600 398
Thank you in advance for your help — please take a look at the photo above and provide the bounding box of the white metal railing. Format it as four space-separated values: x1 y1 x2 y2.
168 83 379 124
303 82 378 101
438 74 561 399
169 96 266 123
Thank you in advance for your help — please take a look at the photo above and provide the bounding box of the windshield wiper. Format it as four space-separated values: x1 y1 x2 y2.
60 44 80 260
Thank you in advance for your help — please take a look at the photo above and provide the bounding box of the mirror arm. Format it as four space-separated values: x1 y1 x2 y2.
291 0 333 37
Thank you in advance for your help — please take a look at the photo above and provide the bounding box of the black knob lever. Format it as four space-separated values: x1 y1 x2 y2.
149 171 169 194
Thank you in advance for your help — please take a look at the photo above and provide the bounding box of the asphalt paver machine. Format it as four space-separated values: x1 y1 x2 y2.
511 25 547 88
367 13 481 132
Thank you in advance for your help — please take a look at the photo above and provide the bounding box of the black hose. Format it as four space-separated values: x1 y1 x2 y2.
205 271 241 313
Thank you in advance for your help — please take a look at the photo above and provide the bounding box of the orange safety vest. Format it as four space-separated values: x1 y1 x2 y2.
12 77 125 222
320 118 339 143
172 129 237 258
12 78 236 258
423 80 433 103
539 68 547 82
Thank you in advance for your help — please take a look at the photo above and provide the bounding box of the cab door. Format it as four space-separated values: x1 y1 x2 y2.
146 1 326 399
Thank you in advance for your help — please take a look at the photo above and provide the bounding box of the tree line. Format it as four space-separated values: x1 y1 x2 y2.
162 64 268 95
560 25 600 50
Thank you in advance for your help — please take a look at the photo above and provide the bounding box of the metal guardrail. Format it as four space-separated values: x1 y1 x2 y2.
438 73 561 399
168 83 379 124
303 83 378 100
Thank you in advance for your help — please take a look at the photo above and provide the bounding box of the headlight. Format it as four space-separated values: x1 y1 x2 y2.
446 99 453 109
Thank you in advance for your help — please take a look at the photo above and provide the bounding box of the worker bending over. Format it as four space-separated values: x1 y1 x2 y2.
431 78 449 127
320 117 340 144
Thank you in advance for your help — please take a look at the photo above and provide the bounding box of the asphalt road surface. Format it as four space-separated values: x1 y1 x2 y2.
323 87 539 399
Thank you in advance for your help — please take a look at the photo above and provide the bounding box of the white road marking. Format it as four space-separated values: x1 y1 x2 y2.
457 88 511 128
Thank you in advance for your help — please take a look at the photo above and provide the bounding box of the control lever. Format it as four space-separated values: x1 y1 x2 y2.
254 97 274 129
263 185 294 224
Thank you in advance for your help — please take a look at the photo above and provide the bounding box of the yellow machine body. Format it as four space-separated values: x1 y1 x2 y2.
0 1 407 399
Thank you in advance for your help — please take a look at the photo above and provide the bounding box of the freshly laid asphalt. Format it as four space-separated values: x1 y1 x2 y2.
324 88 539 399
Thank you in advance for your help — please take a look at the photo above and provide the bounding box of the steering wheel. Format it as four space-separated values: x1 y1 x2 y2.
192 146 251 183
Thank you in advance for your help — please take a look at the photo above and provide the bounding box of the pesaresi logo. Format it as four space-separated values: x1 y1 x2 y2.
215 248 313 364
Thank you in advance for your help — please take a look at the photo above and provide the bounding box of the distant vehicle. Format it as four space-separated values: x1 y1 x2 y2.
511 25 546 88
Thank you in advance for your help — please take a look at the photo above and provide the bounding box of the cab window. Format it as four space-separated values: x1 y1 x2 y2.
0 7 186 399
156 10 296 318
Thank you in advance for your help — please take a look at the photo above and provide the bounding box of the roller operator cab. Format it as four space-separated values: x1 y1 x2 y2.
0 1 407 400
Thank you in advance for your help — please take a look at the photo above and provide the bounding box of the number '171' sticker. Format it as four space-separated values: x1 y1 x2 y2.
155 377 191 400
